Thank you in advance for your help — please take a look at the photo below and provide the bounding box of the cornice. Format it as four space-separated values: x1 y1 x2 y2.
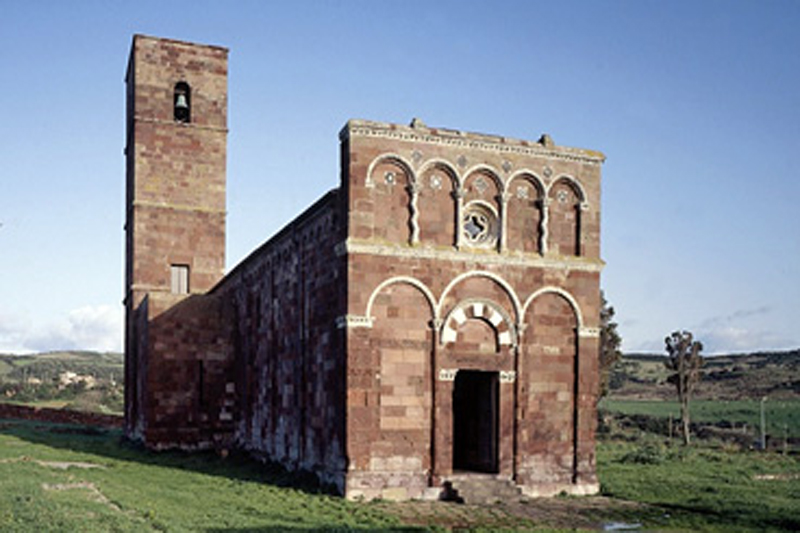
341 239 605 273
133 116 228 134
131 200 226 215
340 119 605 165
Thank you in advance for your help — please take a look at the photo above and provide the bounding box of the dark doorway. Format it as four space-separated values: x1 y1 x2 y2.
452 370 499 473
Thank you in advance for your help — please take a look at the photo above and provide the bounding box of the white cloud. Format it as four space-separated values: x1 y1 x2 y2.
0 311 31 354
692 305 798 354
697 326 796 355
0 305 123 354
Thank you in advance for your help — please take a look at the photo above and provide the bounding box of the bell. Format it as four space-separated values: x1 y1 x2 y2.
175 93 189 109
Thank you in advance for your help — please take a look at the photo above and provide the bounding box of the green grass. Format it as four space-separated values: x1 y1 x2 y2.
602 398 800 439
0 419 419 532
598 437 800 532
2 417 799 531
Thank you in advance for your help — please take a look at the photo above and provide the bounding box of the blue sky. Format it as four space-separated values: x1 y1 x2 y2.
1 0 798 355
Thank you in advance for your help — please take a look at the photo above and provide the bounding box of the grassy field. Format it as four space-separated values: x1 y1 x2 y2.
601 398 800 441
1 418 799 532
598 437 800 532
0 419 412 532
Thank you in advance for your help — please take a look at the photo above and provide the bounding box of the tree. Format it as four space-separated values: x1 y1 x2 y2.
664 330 704 445
599 291 622 400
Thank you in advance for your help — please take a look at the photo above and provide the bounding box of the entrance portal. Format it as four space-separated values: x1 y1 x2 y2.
452 370 499 473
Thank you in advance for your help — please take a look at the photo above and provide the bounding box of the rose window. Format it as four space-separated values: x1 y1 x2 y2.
462 203 497 247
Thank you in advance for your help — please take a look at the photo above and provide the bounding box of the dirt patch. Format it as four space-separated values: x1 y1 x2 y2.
37 460 105 470
0 456 105 470
753 473 800 481
377 496 651 531
42 481 121 512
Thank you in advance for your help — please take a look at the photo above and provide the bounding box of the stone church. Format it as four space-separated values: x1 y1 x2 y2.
124 35 605 500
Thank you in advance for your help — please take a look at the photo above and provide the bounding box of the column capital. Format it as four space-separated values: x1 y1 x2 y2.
578 326 601 338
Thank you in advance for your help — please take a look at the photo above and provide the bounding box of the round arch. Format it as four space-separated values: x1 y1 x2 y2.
440 297 517 348
507 170 546 199
416 158 460 190
437 270 521 322
365 275 437 321
365 153 416 187
546 174 587 203
521 286 584 328
462 164 505 194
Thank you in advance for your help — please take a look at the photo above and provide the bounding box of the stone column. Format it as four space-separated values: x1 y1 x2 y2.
538 197 551 256
407 181 422 245
434 367 456 479
453 187 464 250
428 318 442 485
575 326 600 490
578 201 590 257
512 322 526 481
498 192 511 253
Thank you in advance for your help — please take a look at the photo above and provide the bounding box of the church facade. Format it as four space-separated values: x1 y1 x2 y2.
124 35 605 500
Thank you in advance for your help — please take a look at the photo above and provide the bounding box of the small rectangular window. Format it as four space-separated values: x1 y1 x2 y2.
170 264 190 294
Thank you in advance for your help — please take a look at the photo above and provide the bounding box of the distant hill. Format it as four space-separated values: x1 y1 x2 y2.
610 349 800 401
0 351 124 415
0 351 123 384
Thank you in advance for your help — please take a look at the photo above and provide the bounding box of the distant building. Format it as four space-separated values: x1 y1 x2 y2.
58 371 96 389
124 35 605 500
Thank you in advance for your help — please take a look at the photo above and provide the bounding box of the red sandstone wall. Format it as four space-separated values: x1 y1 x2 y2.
124 35 230 448
215 192 349 490
139 291 235 450
340 120 603 499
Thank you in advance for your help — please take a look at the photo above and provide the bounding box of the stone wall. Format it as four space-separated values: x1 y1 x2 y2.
339 119 603 499
122 34 604 500
0 403 123 428
214 191 349 491
124 35 229 442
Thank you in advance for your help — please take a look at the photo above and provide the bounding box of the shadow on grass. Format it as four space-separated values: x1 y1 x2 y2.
204 526 428 533
0 418 336 497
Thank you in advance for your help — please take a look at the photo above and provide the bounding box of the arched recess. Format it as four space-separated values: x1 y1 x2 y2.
518 290 580 486
365 276 437 321
437 270 521 324
366 153 415 188
462 164 505 195
367 280 435 473
416 160 459 247
547 175 586 257
461 167 503 250
521 286 584 328
365 154 416 244
506 172 546 254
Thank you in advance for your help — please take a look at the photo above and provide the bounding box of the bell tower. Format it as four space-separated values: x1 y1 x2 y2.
124 35 228 436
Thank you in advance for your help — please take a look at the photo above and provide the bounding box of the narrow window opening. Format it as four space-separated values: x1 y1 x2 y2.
174 82 191 123
170 264 190 294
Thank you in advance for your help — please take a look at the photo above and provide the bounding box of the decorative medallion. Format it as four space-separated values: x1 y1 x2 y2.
556 189 569 203
457 154 468 168
430 174 443 190
502 160 513 173
473 176 488 195
384 171 396 185
516 185 529 200
543 165 553 178
411 150 423 165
